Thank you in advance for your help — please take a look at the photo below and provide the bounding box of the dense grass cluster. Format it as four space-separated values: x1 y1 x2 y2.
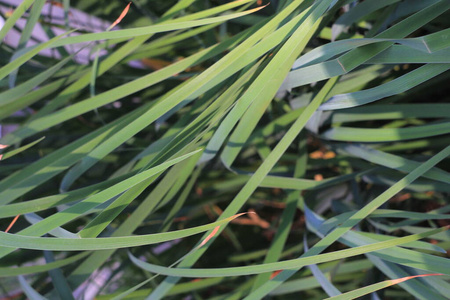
0 0 449 299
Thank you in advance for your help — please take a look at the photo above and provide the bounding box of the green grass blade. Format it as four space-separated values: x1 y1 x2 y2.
0 0 35 41
17 275 47 300
322 122 450 142
0 213 245 251
0 56 74 107
43 251 75 300
0 30 75 82
324 274 445 300
0 136 44 161
47 8 264 48
128 226 449 277
319 64 449 110
0 252 90 277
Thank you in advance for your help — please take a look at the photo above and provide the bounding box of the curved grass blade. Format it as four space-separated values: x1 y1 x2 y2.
324 274 444 300
319 64 449 110
0 213 247 251
0 251 90 277
128 226 449 277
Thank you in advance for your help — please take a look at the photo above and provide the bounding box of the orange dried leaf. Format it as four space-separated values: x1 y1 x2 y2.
5 215 20 233
198 225 220 248
389 273 443 285
270 270 282 279
228 212 255 221
248 209 270 229
108 2 131 30
196 212 252 249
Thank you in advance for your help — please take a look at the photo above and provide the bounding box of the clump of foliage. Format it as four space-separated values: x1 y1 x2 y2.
0 0 449 299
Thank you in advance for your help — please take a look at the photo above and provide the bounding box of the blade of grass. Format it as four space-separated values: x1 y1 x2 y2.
128 226 449 277
322 121 450 142
0 252 90 277
0 213 249 251
0 0 35 41
46 7 265 48
325 274 444 300
7 0 46 88
43 251 75 300
319 64 449 110
17 275 46 300
0 136 44 161
0 30 75 82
